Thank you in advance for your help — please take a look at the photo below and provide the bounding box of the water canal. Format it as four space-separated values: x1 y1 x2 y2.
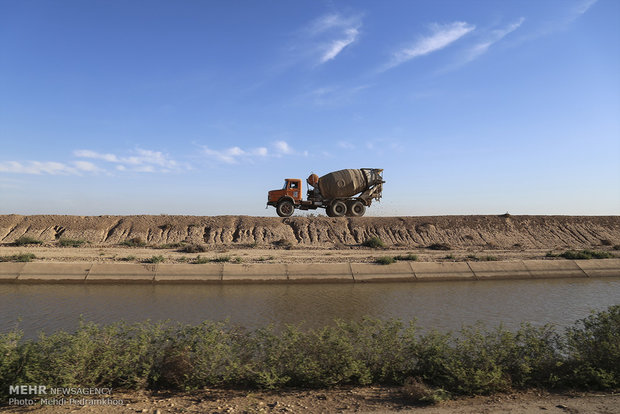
1 277 619 339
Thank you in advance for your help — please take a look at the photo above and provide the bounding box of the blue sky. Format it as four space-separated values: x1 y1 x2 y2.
1 0 618 216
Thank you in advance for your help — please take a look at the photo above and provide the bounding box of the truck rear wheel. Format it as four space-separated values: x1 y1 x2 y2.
276 199 294 217
331 200 347 217
348 200 366 217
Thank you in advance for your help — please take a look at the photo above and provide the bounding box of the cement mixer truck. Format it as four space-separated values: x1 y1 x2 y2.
267 168 384 217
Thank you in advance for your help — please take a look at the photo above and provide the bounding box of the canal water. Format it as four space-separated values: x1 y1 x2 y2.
1 278 619 339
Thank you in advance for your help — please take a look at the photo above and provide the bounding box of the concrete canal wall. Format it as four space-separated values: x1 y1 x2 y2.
0 259 619 283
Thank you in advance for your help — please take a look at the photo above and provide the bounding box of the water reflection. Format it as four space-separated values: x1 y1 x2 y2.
1 278 619 339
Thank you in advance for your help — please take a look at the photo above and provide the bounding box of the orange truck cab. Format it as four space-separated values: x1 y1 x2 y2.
267 179 302 217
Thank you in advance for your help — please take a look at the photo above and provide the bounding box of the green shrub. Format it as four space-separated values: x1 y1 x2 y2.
120 237 146 248
23 321 170 390
193 255 210 264
375 256 395 265
0 330 23 397
402 377 449 404
437 325 512 394
587 250 614 259
341 318 409 384
508 323 563 388
119 255 136 262
427 243 451 251
154 243 184 249
14 253 36 262
181 243 207 253
559 250 614 260
155 321 247 389
248 324 367 388
0 253 36 262
12 236 43 246
394 253 418 261
563 305 620 389
211 256 231 263
58 239 86 247
143 255 165 264
273 239 293 249
362 237 385 248
466 253 498 262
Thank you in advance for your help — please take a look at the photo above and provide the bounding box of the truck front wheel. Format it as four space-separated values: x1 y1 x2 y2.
276 200 295 217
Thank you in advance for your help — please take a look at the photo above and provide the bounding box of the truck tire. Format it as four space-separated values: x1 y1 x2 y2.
348 200 366 217
326 206 335 217
276 199 294 217
331 200 347 217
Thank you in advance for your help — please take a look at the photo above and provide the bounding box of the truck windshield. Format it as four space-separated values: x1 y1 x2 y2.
282 181 288 189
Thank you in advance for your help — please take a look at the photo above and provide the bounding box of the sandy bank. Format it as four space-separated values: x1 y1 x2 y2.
1 214 619 249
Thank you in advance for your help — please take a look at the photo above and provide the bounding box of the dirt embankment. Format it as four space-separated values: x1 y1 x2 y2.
0 215 618 249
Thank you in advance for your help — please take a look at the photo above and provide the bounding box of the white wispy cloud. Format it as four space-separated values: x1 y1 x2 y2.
338 141 355 150
299 12 362 65
0 160 94 175
320 27 359 63
365 138 404 154
202 140 302 164
383 22 475 71
73 161 101 172
73 148 180 172
1 148 184 176
73 149 119 162
514 0 597 44
202 146 268 164
123 149 178 169
273 141 293 154
464 18 525 63
307 13 355 35
299 84 371 106
575 0 598 15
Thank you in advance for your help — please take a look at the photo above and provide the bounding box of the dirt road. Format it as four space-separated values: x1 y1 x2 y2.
2 388 619 414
